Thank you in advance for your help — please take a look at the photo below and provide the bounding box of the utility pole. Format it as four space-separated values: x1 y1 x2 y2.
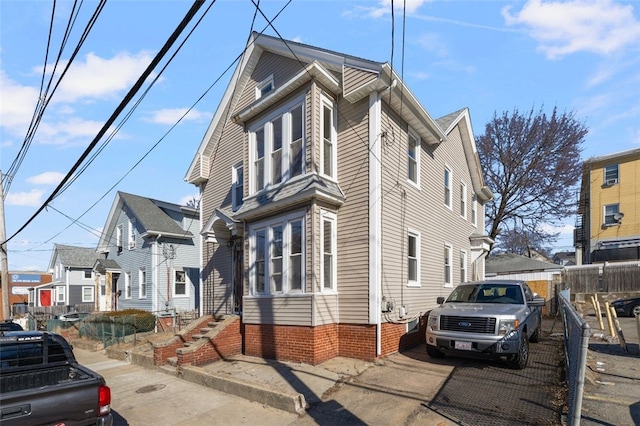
1 171 11 319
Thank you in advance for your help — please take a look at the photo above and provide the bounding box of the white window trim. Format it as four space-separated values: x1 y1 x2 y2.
460 249 468 284
83 269 93 280
232 162 244 211
320 95 338 181
460 181 467 219
173 269 189 298
82 286 94 303
444 165 453 210
444 243 453 288
407 127 420 189
255 74 274 99
603 203 620 227
128 218 136 250
471 195 478 227
603 164 619 185
125 272 132 299
116 224 123 251
248 95 306 195
139 268 147 299
56 286 66 303
320 210 337 292
407 229 421 287
249 212 306 296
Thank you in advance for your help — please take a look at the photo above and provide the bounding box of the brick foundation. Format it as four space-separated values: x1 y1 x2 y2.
177 318 242 366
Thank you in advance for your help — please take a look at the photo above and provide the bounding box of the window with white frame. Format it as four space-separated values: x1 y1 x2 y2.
321 211 337 291
56 286 66 303
444 166 452 209
255 75 274 99
125 272 131 299
460 250 468 283
128 218 136 249
460 182 467 219
321 96 337 179
174 270 187 296
249 99 305 194
408 230 420 287
604 164 619 185
444 244 453 287
232 163 244 211
604 204 620 226
251 214 305 295
139 268 147 298
82 286 94 303
116 225 123 251
471 195 478 227
408 129 420 186
83 269 92 279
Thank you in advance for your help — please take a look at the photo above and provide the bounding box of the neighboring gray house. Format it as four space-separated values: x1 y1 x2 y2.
486 253 564 281
96 192 201 314
185 32 494 364
41 244 100 308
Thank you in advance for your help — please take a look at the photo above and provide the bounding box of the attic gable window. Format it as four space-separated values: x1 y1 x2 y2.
249 96 305 194
255 75 274 99
407 128 420 187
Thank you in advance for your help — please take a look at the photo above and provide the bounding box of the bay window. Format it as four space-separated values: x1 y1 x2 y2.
321 211 337 291
251 214 305 295
249 97 305 194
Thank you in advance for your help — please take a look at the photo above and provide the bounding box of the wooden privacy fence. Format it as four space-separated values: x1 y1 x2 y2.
563 263 640 293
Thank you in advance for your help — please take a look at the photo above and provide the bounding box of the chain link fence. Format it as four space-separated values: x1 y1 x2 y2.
558 289 590 426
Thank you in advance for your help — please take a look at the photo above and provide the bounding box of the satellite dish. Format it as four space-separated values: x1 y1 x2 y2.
613 212 624 221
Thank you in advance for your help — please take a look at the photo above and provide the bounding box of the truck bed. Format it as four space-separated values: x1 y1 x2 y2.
1 364 93 394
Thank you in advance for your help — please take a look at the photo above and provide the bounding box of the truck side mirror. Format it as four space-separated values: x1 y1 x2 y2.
437 297 445 305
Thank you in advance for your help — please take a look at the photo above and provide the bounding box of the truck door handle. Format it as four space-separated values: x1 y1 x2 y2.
1 404 31 419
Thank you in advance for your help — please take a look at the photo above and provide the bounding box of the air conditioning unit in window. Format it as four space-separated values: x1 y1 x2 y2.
128 241 136 249
605 178 618 186
117 245 123 253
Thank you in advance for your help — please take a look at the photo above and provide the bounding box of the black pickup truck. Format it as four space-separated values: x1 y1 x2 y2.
0 331 113 426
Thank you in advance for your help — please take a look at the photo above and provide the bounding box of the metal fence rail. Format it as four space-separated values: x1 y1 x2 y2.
558 289 590 426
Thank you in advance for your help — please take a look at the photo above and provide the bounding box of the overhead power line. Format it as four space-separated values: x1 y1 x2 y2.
2 0 207 246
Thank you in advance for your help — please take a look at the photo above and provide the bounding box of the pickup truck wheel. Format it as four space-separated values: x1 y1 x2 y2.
507 334 529 370
426 345 445 359
529 320 541 343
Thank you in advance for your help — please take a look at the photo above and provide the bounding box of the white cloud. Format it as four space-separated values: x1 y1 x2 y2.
144 108 210 125
42 51 155 103
0 71 40 136
27 171 65 186
502 0 640 59
360 0 432 18
37 117 112 146
5 189 45 206
415 33 449 57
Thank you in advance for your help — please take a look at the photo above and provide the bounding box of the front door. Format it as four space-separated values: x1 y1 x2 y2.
233 244 244 314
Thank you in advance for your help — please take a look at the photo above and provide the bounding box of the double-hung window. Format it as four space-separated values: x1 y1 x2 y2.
116 225 123 252
250 98 305 194
174 270 187 296
251 214 305 295
321 96 337 179
604 204 620 226
321 211 337 291
408 129 420 187
139 268 147 298
460 182 467 219
444 166 452 209
471 195 478 227
232 163 244 211
82 286 94 303
125 272 131 299
460 250 468 283
407 230 420 287
56 286 66 303
444 244 453 287
604 164 619 185
128 218 136 249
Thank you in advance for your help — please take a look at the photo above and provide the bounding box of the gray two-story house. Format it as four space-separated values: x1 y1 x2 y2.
185 33 493 364
95 192 200 314
41 244 99 309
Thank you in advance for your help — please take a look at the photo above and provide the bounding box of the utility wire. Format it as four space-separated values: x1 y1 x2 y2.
2 0 206 246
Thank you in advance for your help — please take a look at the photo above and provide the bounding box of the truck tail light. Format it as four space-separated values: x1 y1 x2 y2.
98 385 111 416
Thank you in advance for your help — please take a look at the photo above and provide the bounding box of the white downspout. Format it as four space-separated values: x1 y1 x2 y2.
153 234 162 312
369 91 382 357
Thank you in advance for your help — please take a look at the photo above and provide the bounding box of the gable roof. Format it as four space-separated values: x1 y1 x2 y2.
486 252 563 275
185 32 451 185
97 192 196 252
49 244 98 270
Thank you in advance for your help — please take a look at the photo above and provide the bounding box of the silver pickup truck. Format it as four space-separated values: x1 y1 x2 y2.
425 280 545 369
0 331 113 425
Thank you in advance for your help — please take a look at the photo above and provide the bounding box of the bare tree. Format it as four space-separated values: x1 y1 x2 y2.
185 196 200 210
476 106 587 254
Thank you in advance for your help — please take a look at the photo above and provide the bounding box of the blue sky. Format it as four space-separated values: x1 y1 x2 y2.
1 0 639 271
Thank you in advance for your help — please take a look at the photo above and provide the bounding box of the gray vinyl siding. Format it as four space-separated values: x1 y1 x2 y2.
242 293 338 326
64 269 95 306
379 102 483 319
343 65 378 100
335 96 371 324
